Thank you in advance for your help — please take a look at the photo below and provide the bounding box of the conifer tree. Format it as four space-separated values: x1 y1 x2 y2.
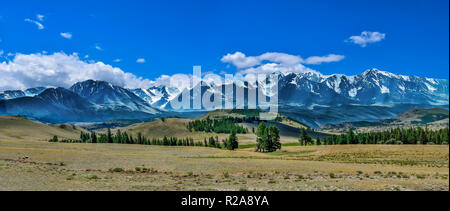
256 122 267 152
91 132 97 143
107 128 113 143
51 135 58 142
116 130 122 144
267 126 281 152
299 128 312 146
226 129 239 150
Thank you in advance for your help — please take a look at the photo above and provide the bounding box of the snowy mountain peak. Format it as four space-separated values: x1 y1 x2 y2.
70 80 158 114
0 87 47 100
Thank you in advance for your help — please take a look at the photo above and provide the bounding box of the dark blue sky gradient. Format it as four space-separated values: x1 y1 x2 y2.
0 0 448 79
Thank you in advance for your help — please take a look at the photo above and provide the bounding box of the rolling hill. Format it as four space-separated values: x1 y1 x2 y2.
95 109 331 144
0 115 88 141
196 109 310 129
320 108 449 132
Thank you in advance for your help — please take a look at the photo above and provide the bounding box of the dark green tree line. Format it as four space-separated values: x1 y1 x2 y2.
187 117 248 134
321 127 449 145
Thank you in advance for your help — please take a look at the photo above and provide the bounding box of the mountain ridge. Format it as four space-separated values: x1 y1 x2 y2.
0 69 448 125
320 107 449 132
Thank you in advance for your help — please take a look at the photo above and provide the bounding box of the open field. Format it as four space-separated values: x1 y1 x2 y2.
0 138 448 191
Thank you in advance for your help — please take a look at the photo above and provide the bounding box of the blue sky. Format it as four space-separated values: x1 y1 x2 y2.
0 0 448 88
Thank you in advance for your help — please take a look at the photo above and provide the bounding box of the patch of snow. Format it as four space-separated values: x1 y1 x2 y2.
331 76 342 94
380 85 390 94
400 75 410 81
348 88 358 97
290 78 297 85
347 76 356 84
378 70 399 78
426 78 437 85
424 83 437 92
310 84 319 94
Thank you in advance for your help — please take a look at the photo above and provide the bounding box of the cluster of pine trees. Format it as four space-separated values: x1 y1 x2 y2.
53 128 241 150
255 122 281 152
299 128 313 145
299 127 449 145
187 117 248 134
222 129 239 150
203 136 222 148
69 130 209 147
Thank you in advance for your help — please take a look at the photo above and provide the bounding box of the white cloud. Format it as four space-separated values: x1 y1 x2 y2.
24 18 44 30
0 50 3 56
36 14 45 21
221 51 344 74
95 45 103 51
221 52 261 69
220 52 303 69
113 59 121 62
347 31 386 47
152 73 207 91
0 52 156 91
258 52 303 65
136 58 146 63
60 32 72 39
239 63 317 75
304 54 345 65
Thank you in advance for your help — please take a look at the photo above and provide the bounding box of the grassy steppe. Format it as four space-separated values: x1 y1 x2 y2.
0 114 448 191
0 138 448 191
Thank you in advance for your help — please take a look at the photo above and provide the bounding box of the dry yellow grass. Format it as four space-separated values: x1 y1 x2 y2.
0 116 88 141
0 138 448 191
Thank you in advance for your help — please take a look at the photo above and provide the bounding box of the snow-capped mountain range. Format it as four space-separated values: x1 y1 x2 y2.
130 85 181 108
0 87 47 100
275 68 448 106
70 80 159 114
0 69 448 125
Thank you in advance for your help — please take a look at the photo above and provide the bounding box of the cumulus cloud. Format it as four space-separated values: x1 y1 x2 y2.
136 58 146 63
221 51 344 74
36 14 45 21
60 32 72 39
304 54 345 65
347 31 386 47
0 52 156 91
220 52 303 69
153 74 189 90
24 18 44 30
113 59 121 62
221 52 261 69
239 63 316 75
